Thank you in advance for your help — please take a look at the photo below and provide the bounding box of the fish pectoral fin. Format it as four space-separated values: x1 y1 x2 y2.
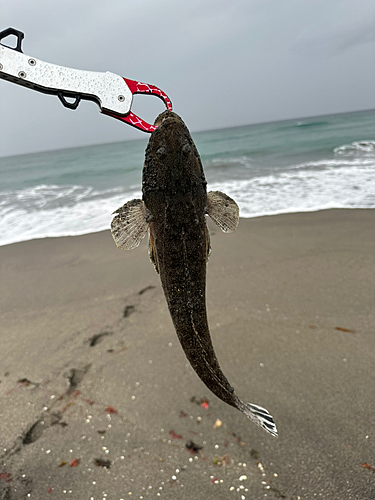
148 228 159 274
205 223 212 262
207 191 239 233
111 199 149 250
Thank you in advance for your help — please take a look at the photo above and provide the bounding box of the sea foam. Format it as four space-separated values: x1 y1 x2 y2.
0 184 141 246
1 156 374 246
209 161 375 218
334 140 375 156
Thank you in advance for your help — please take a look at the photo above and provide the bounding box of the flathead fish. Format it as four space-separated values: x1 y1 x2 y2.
111 111 277 436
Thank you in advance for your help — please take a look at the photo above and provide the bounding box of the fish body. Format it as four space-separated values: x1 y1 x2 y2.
111 111 277 436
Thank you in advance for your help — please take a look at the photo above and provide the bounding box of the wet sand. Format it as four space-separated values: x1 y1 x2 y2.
0 209 374 499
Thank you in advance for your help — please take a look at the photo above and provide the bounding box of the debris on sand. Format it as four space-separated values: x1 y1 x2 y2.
185 441 203 453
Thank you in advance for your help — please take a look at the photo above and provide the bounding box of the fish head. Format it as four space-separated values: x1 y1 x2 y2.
142 111 207 218
153 110 182 128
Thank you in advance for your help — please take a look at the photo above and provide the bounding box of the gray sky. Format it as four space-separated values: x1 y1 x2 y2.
1 0 375 157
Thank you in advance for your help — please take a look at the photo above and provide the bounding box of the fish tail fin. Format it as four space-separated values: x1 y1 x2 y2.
241 402 278 437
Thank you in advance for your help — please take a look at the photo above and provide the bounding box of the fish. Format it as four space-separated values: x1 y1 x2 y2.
111 111 277 437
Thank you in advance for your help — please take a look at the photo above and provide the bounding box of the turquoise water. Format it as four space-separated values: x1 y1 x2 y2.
0 109 374 246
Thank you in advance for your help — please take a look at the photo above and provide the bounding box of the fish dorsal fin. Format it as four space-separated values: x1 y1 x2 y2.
111 199 149 250
207 191 239 233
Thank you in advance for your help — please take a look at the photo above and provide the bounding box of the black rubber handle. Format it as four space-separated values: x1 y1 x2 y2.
57 92 82 110
0 27 25 53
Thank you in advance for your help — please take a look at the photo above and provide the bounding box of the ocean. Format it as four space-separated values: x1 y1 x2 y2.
1 109 374 247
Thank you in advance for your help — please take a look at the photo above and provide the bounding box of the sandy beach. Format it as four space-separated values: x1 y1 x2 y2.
1 209 374 500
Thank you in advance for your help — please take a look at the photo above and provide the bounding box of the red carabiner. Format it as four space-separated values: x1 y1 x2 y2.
102 78 173 133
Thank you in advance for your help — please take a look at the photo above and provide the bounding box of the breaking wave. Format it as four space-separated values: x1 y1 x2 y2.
334 140 375 156
0 184 141 246
1 155 374 247
209 162 375 218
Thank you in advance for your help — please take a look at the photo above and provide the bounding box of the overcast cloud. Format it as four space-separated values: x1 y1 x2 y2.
1 0 374 157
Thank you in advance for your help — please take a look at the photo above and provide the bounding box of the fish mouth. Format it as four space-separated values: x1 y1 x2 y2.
153 110 184 128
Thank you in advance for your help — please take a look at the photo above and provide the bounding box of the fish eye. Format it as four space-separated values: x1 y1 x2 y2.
156 146 166 157
182 143 191 154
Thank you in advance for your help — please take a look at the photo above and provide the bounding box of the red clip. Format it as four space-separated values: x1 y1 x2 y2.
103 78 172 133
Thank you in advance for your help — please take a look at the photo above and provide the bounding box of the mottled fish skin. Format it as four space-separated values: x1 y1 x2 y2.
112 111 277 437
143 112 236 404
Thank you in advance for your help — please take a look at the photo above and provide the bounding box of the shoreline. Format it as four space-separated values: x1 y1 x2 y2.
1 206 374 249
1 208 374 499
